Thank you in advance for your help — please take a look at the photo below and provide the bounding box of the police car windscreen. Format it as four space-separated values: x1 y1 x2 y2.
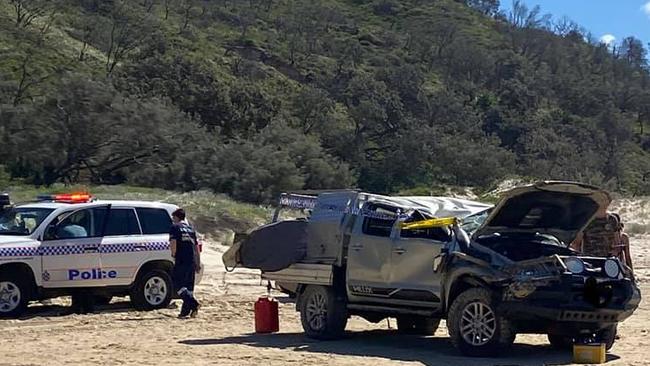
0 207 54 235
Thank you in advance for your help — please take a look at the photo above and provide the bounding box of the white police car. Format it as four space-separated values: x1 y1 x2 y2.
0 192 203 318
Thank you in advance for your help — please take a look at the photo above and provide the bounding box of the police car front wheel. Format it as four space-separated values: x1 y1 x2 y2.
0 275 29 318
130 269 173 311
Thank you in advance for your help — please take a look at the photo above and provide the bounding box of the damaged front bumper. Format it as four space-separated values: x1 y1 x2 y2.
497 256 641 333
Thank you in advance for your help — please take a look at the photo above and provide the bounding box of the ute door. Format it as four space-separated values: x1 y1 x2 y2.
98 207 147 286
387 222 448 307
346 202 397 302
40 205 109 288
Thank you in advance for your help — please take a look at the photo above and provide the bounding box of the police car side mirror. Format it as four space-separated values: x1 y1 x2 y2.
44 225 59 241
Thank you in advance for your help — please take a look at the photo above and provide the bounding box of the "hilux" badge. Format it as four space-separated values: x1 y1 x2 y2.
351 285 373 294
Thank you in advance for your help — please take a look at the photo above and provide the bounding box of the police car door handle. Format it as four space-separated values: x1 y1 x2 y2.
134 244 147 250
83 247 99 252
351 244 363 251
393 248 406 255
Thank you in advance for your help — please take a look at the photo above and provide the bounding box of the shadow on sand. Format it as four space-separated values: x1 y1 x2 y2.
18 300 156 320
179 330 621 366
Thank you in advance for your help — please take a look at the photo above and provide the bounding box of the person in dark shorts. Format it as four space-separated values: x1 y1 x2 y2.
170 208 201 318
571 207 620 257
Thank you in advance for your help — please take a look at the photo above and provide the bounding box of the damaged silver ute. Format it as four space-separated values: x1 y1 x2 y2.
441 181 640 356
223 182 640 358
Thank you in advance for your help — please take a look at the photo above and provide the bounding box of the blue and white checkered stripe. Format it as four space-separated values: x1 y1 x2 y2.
98 242 170 253
39 245 86 256
0 247 39 257
145 242 170 251
0 241 170 257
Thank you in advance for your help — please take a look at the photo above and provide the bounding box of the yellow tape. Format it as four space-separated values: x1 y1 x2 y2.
400 217 459 230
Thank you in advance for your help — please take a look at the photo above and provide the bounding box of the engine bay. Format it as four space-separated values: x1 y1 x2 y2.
475 232 576 262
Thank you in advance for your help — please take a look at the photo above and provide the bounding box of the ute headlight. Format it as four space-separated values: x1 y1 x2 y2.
564 257 585 274
603 258 621 278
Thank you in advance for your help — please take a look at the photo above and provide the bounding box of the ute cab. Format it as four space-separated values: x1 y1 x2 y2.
0 192 203 318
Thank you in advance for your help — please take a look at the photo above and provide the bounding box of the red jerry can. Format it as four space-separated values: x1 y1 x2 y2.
254 296 279 333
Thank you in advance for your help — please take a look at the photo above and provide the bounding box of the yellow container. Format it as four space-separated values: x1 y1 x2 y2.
573 343 606 364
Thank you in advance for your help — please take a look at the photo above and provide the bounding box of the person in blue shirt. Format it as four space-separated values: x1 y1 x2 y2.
169 208 201 318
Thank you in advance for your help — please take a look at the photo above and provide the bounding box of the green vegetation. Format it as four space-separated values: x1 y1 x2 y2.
4 183 271 234
1 0 650 202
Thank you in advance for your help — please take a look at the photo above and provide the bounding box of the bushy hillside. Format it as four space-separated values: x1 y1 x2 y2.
1 0 650 202
3 181 270 238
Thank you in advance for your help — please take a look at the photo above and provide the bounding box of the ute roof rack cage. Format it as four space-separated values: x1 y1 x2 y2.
271 189 361 222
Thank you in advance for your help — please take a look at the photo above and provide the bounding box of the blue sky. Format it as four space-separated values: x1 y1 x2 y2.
500 0 650 46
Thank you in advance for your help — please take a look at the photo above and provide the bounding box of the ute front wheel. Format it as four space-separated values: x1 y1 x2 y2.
447 288 515 357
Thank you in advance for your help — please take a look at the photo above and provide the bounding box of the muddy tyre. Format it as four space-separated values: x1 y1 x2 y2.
599 325 617 351
547 334 573 349
397 316 440 335
548 325 617 351
299 285 348 340
447 288 516 357
0 272 30 319
130 269 172 311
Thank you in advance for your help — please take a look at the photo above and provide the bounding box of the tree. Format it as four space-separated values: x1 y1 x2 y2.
620 36 647 68
508 0 552 29
6 74 204 185
115 54 234 132
102 1 158 75
462 0 500 16
343 73 404 162
8 47 62 106
290 87 335 134
9 0 52 28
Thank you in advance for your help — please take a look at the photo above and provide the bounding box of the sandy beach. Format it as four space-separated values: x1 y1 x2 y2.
1 213 649 365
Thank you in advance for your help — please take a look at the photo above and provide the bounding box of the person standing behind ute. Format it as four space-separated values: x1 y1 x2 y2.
570 206 621 258
169 208 201 318
611 213 634 272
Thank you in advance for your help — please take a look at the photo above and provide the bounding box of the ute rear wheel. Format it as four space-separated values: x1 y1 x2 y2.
447 288 515 357
396 316 440 335
299 285 348 340
130 269 172 311
0 273 29 319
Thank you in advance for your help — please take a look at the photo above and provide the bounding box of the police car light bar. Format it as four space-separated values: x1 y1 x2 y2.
37 192 94 204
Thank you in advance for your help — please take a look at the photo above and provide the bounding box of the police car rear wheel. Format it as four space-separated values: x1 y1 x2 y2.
0 276 28 318
131 269 172 311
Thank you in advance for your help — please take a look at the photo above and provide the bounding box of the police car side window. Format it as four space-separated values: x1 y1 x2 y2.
104 208 140 236
136 208 172 234
53 207 107 239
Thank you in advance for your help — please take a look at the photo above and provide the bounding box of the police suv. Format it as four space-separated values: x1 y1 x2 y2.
0 192 203 318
